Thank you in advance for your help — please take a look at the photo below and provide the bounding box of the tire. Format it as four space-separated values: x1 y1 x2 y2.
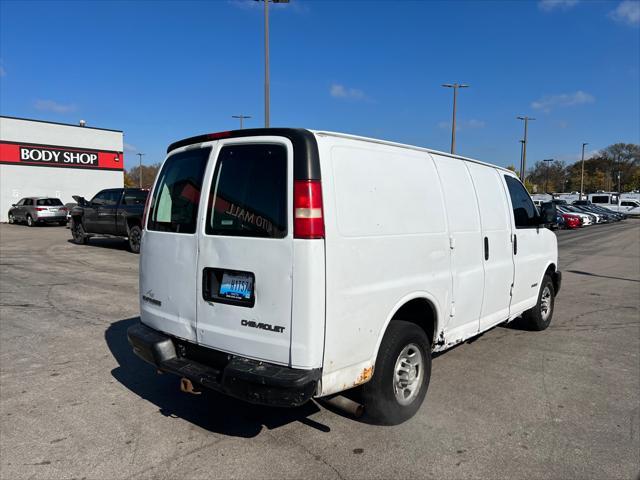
8 213 14 224
71 218 88 244
26 215 35 227
522 274 555 331
361 321 431 425
128 225 142 254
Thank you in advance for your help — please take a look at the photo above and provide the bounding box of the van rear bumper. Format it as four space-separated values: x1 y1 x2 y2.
126 322 320 407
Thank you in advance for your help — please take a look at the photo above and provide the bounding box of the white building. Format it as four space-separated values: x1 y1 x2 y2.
0 116 124 222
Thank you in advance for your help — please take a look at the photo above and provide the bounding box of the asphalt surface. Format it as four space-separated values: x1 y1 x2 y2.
1 221 638 480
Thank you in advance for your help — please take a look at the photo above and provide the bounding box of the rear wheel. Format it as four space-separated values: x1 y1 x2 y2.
522 274 555 331
26 215 35 227
71 218 88 244
128 225 142 253
362 321 431 425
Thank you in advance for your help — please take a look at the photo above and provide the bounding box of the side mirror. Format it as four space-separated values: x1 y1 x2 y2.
11 204 16 207
540 202 557 225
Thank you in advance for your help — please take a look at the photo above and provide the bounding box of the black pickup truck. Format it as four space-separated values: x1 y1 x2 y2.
70 188 148 253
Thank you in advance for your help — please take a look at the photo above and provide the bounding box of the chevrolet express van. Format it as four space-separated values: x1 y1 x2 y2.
127 128 561 424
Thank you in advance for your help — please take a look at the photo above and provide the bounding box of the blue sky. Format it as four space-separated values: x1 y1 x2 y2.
1 0 639 169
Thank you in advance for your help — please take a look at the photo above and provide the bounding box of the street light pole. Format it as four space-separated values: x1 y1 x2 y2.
264 0 270 127
256 0 289 128
517 116 535 182
543 158 554 193
136 153 145 188
232 115 252 129
580 142 588 199
441 83 469 154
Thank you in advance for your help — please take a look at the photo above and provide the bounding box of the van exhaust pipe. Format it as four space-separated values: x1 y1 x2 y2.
180 377 201 395
322 395 364 418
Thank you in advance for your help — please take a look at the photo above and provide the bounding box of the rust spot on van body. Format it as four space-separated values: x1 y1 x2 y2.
354 366 374 386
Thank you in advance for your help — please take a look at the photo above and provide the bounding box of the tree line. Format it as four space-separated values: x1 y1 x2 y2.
509 143 640 194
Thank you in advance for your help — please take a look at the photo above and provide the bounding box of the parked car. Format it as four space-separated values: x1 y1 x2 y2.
562 213 582 229
556 205 593 226
126 128 561 425
7 197 68 226
573 201 624 221
70 188 148 253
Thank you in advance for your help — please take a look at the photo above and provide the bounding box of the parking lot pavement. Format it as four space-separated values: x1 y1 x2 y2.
0 221 638 480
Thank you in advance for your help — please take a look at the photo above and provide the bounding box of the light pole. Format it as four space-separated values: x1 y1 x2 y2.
543 158 554 193
137 153 145 188
517 116 535 182
256 0 290 128
232 115 252 129
580 142 588 199
441 83 469 154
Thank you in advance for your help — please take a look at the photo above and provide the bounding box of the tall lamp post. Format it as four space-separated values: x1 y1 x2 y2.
517 116 535 182
232 115 252 129
441 83 469 154
136 152 145 188
256 0 290 128
580 142 588 199
543 158 554 193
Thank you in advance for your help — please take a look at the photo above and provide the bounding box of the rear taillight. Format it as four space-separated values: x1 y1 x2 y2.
294 180 324 239
36 207 46 211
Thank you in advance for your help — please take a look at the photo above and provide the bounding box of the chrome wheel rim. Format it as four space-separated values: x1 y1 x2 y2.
8 214 13 224
540 286 552 321
27 216 33 226
393 343 424 406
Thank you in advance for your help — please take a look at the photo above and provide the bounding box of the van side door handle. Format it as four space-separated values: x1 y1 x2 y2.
484 237 489 260
513 234 518 255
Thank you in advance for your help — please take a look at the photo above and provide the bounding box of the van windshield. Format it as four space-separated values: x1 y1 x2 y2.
147 148 211 234
206 144 287 238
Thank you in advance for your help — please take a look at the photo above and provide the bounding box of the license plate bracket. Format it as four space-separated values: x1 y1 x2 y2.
202 268 255 308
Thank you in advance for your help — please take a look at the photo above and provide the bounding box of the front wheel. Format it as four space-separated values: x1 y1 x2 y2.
522 274 555 331
362 321 431 425
71 218 88 244
128 225 142 253
8 213 14 224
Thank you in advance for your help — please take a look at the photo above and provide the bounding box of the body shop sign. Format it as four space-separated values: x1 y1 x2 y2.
0 141 122 170
20 146 98 166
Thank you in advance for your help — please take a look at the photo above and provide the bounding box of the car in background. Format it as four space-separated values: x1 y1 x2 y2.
7 197 68 226
568 204 604 223
556 204 594 226
619 199 640 216
573 201 624 222
562 213 582 229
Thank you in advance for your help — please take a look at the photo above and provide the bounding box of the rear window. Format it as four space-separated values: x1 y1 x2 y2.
122 190 148 205
37 198 63 206
206 144 287 238
147 148 211 234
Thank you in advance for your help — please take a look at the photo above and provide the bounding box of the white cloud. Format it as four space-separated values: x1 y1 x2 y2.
34 99 76 114
438 119 486 131
531 90 594 112
538 0 579 11
330 83 367 101
124 143 137 153
609 1 640 26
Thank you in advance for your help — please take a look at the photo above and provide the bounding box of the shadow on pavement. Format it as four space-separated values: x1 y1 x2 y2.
567 269 640 283
67 238 130 252
105 317 330 438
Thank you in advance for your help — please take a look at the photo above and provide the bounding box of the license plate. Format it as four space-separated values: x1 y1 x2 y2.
219 273 253 301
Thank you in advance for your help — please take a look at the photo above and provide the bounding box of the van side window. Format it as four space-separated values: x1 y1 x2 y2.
147 148 211 234
504 176 538 228
206 144 287 239
591 195 609 204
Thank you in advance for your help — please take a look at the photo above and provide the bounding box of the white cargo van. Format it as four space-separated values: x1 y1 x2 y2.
127 129 561 424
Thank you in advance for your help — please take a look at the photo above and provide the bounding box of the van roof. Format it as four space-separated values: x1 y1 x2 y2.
167 128 515 176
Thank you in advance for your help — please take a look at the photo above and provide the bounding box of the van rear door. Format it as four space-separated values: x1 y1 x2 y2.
140 147 211 342
196 139 294 366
